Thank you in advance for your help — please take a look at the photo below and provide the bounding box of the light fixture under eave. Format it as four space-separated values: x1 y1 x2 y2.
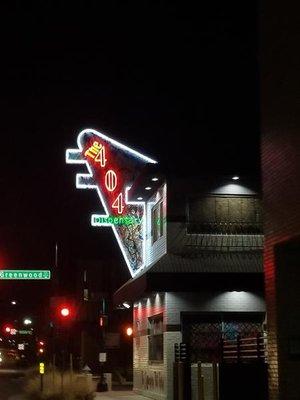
137 197 143 200
151 177 159 182
123 302 131 309
232 176 240 181
145 187 152 191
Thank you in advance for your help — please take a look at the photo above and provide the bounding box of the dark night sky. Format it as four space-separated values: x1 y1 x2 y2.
0 2 259 306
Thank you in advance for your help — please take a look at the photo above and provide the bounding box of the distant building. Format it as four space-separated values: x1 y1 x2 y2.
74 259 132 374
114 175 266 400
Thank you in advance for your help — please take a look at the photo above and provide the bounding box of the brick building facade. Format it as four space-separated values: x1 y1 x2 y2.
115 176 266 399
261 2 300 399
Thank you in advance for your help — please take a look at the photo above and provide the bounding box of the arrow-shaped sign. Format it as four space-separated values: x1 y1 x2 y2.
66 128 157 277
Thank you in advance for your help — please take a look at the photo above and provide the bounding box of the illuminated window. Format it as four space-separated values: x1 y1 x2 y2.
152 201 164 243
148 314 163 362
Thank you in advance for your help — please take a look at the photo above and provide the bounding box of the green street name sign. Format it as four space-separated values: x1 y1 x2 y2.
0 270 51 280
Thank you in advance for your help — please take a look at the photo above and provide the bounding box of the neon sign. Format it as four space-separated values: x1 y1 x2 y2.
66 128 157 277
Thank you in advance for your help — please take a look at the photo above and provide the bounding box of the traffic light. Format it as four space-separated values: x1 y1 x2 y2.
39 362 45 374
49 296 76 327
59 306 71 318
3 324 13 335
37 340 45 356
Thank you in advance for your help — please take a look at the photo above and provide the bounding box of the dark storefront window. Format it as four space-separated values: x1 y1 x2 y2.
148 314 164 362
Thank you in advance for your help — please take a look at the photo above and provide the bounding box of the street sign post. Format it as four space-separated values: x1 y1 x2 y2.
0 270 51 280
18 330 33 335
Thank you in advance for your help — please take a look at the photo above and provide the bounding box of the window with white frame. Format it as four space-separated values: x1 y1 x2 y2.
151 201 164 244
148 314 164 362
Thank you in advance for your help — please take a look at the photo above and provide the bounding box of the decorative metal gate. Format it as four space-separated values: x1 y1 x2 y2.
182 313 264 363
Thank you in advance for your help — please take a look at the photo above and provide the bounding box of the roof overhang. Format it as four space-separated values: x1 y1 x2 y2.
113 270 264 306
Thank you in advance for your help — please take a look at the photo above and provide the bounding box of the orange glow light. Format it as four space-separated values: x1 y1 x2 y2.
126 327 133 337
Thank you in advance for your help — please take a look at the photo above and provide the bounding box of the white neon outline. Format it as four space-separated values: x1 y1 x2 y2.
65 128 157 165
125 186 147 275
66 128 155 277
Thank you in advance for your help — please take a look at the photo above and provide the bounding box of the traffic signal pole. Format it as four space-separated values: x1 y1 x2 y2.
97 299 108 392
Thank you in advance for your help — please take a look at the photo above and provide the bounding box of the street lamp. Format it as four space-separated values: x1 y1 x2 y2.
11 301 17 305
23 318 32 326
126 327 133 337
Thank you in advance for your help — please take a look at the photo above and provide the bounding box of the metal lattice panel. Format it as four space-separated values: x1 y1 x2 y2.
186 319 263 363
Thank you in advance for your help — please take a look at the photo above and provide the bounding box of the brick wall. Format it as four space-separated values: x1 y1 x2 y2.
261 1 300 398
262 132 300 399
133 293 168 400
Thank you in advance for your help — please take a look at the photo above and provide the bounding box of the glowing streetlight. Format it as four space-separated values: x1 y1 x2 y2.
126 327 133 337
23 318 32 326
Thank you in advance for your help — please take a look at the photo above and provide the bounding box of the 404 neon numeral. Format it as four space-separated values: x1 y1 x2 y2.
85 141 125 214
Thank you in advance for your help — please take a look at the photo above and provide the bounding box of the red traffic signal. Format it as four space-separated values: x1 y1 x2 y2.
57 305 72 319
37 339 45 355
60 307 70 317
3 324 13 334
50 296 76 326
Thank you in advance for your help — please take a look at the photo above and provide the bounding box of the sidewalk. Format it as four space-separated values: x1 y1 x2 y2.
94 391 148 400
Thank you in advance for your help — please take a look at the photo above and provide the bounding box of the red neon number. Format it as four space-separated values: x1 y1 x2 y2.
112 193 124 214
95 145 107 167
105 170 117 192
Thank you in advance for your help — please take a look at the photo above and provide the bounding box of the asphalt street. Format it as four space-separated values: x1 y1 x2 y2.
94 393 147 400
0 369 26 400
